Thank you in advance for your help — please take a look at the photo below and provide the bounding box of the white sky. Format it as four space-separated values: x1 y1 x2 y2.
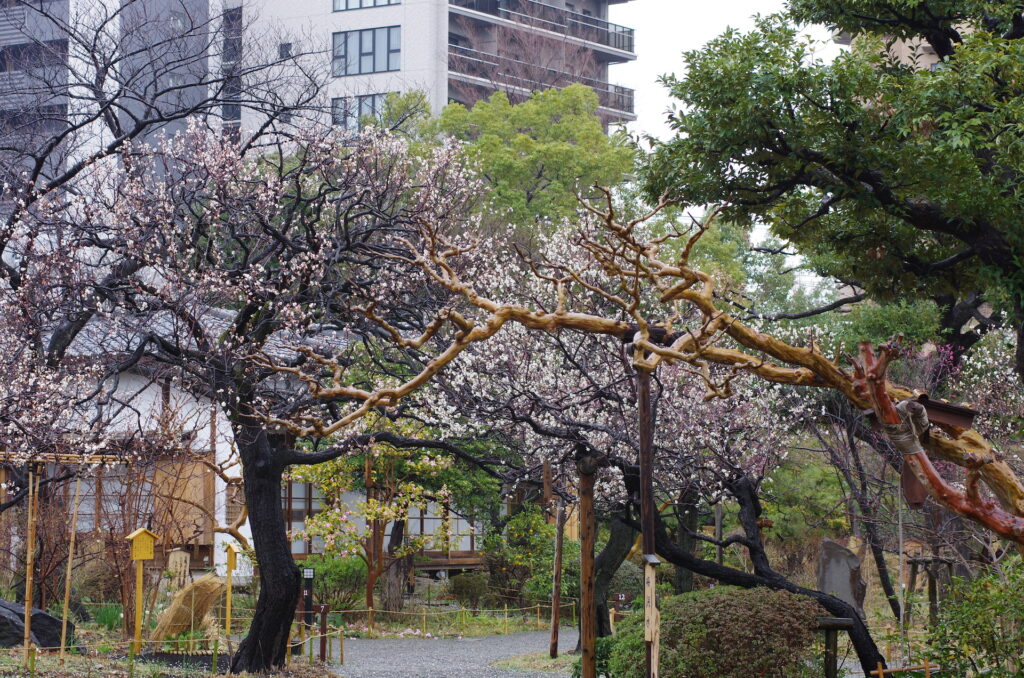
608 0 837 139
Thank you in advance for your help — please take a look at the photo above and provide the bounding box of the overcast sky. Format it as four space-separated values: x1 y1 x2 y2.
607 0 836 139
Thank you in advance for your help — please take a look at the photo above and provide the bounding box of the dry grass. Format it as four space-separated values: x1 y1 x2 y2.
490 651 578 673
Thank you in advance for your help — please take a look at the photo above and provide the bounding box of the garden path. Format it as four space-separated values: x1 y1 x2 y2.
331 629 576 678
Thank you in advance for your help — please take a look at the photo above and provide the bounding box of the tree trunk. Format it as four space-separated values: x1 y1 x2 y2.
230 424 299 674
381 520 406 612
673 489 699 594
594 514 636 638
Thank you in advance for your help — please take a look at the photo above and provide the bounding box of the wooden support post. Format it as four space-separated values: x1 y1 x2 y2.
577 455 598 678
504 604 509 635
824 628 838 678
542 461 554 523
906 560 919 626
59 476 82 664
224 543 241 638
319 605 328 662
22 469 39 667
927 566 938 629
134 560 144 653
637 367 661 678
550 501 564 658
714 503 724 566
339 625 345 664
422 608 427 636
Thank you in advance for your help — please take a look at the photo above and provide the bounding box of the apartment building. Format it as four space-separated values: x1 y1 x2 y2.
249 0 637 128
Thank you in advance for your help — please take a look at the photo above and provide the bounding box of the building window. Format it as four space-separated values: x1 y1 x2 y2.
331 27 400 76
331 93 389 131
222 74 242 121
222 7 242 64
0 39 67 73
333 0 400 11
283 480 324 556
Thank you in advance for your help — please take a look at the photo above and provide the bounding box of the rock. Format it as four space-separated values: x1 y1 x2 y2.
816 539 867 618
0 599 74 648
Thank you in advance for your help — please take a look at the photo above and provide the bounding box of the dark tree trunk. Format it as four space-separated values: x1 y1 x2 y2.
381 520 406 612
673 488 699 594
230 423 299 674
594 514 637 638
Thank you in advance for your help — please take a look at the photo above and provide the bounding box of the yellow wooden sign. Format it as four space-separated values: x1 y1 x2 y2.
226 542 242 571
643 562 657 641
126 528 158 561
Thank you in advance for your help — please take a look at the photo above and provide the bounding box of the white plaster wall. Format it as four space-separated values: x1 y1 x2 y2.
105 372 248 574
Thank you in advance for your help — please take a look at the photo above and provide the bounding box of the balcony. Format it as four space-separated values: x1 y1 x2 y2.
448 44 634 116
450 0 634 54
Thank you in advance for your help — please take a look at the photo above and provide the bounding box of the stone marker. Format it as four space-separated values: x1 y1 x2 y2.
0 599 74 648
817 538 866 617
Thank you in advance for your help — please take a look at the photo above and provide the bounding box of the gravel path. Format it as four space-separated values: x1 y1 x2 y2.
330 630 578 678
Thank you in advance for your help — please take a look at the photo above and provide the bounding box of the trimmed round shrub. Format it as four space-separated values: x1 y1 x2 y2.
607 586 822 678
448 571 489 609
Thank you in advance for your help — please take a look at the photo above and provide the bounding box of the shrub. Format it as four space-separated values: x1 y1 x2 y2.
482 507 551 603
609 560 643 602
302 554 367 611
606 586 822 678
928 557 1024 677
448 571 489 609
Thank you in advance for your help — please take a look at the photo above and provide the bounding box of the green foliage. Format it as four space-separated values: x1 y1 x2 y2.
572 635 615 678
762 451 848 544
828 300 941 348
609 560 644 602
643 6 1024 326
448 571 489 609
434 85 634 230
482 507 580 605
606 587 822 678
928 557 1024 677
93 603 123 631
302 554 367 611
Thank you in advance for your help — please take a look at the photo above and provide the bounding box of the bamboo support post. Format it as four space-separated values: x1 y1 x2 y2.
22 469 40 667
59 476 82 664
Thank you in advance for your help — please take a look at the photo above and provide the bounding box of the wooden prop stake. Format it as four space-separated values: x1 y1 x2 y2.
23 469 40 666
60 476 82 664
549 500 565 658
637 368 661 678
577 454 598 678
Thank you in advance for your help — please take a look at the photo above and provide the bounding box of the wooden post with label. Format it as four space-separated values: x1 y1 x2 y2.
126 528 158 655
225 543 242 637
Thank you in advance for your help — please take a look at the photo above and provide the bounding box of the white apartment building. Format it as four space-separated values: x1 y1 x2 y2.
247 0 637 128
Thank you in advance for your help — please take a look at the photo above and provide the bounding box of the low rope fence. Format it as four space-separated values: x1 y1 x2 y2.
0 599 580 675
